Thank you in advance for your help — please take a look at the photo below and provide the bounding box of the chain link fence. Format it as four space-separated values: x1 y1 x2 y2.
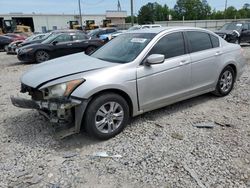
117 19 250 31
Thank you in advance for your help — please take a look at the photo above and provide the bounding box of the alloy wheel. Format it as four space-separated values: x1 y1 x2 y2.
36 51 50 63
219 70 233 93
95 102 124 134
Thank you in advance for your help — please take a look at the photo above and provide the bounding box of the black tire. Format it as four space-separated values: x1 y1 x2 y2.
35 50 50 63
84 93 130 140
85 46 97 55
213 66 235 97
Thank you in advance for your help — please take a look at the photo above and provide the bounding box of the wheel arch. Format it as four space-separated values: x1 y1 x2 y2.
86 88 134 117
225 63 237 80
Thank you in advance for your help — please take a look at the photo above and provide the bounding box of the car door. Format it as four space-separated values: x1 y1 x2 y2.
51 34 73 57
185 31 220 92
241 23 250 42
136 32 192 111
71 34 89 53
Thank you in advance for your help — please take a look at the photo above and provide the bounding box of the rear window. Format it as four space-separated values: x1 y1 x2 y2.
187 31 213 53
210 35 220 48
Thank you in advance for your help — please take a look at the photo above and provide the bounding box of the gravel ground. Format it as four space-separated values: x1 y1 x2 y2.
0 46 250 188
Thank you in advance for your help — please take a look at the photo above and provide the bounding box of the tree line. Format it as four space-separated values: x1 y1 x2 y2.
125 1 250 24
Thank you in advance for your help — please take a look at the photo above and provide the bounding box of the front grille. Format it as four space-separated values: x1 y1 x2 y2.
21 83 44 100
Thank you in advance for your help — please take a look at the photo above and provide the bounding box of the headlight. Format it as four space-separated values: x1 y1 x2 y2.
43 79 85 99
223 34 227 39
22 48 33 53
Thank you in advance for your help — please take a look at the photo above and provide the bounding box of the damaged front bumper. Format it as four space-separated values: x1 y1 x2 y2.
10 96 88 139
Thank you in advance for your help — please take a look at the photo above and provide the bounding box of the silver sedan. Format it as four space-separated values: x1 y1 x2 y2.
11 27 246 139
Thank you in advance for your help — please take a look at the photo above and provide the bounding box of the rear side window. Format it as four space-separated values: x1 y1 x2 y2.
187 31 213 53
210 35 220 48
73 34 88 41
149 32 185 59
54 34 72 43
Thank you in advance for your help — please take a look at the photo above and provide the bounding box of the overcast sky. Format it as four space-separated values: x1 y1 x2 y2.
0 0 248 15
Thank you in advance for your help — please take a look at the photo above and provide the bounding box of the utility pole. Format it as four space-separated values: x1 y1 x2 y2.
78 0 83 29
224 0 228 19
224 0 228 13
131 0 134 26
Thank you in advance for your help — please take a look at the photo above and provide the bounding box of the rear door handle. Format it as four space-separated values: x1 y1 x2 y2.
215 51 222 56
179 60 190 66
67 44 73 46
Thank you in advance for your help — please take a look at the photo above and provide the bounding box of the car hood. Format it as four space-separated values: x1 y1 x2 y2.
215 29 241 35
21 53 117 88
21 39 43 46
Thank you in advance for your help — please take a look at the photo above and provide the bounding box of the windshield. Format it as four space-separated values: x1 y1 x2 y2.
91 33 156 63
88 29 101 36
220 23 243 31
41 33 60 44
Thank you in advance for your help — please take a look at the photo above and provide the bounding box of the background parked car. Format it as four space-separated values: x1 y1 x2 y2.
88 28 117 41
4 33 27 41
6 40 24 54
17 32 104 63
0 35 16 51
18 29 86 48
111 24 162 39
215 22 250 44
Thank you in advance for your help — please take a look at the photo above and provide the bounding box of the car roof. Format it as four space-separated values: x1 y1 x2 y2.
51 29 84 33
128 26 212 34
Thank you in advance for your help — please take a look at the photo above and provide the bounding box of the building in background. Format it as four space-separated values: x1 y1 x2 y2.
0 10 127 32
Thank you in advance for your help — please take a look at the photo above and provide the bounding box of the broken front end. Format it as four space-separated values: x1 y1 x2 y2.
11 80 87 139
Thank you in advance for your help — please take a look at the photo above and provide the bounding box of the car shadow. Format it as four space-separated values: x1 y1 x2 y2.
131 93 217 123
4 93 217 149
7 61 35 67
3 110 99 149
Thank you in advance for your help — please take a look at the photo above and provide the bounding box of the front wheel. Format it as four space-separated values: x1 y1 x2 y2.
213 66 235 97
35 50 50 63
84 93 130 140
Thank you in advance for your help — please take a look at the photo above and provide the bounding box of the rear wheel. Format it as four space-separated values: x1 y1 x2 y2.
84 93 129 140
213 66 235 97
35 50 50 63
85 46 97 55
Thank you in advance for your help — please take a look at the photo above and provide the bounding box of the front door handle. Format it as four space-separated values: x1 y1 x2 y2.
67 44 73 46
179 60 190 66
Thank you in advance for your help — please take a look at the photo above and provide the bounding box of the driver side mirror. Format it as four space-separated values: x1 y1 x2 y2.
145 54 165 65
52 41 58 45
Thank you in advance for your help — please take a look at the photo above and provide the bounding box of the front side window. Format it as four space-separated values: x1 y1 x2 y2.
187 31 213 53
149 32 186 59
